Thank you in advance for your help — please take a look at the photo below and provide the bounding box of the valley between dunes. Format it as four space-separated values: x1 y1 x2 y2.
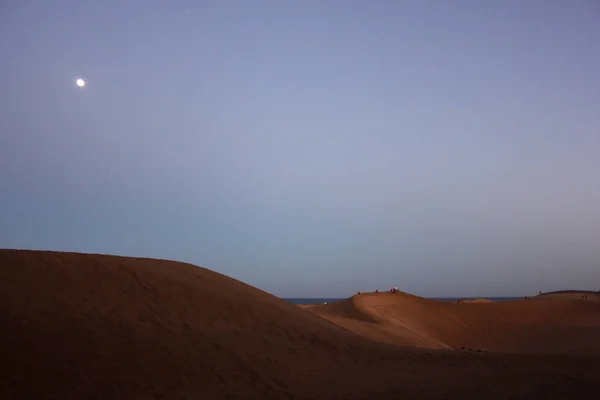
1 250 599 399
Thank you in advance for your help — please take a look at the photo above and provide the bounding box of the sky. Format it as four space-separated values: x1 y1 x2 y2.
1 0 599 298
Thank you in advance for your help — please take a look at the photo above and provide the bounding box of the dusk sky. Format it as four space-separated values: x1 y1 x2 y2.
1 1 599 297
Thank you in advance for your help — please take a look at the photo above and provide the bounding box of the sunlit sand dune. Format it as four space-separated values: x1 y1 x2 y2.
308 290 600 354
1 250 599 399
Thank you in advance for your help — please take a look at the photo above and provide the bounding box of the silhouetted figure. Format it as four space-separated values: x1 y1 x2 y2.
375 290 379 293
390 285 398 293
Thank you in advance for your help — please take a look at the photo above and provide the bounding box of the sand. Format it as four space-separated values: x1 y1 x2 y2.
309 291 600 354
458 298 493 303
1 250 599 399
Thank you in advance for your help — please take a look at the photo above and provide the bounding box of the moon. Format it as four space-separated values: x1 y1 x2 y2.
76 78 86 87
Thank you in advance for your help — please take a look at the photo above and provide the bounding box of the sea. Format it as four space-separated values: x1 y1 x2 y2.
285 297 522 305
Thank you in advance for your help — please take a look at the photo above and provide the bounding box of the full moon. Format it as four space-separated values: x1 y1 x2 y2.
76 78 86 87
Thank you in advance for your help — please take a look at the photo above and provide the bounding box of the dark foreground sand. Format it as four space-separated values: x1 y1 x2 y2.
1 250 599 399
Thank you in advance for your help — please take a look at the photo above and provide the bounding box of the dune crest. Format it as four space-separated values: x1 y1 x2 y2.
1 250 600 399
458 298 492 303
309 290 600 354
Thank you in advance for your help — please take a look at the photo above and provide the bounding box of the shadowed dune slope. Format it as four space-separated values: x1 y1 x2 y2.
2 250 600 400
0 250 377 399
309 291 600 354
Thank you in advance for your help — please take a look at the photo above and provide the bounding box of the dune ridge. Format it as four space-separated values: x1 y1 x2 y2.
1 249 600 399
309 290 600 354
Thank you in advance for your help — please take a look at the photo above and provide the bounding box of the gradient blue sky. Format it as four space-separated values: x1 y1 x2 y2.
1 1 599 297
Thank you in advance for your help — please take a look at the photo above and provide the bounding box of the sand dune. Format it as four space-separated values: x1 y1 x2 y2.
538 290 600 301
1 250 599 399
458 298 492 303
309 291 600 354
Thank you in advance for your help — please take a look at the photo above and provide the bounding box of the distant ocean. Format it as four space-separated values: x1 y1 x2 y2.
285 297 522 305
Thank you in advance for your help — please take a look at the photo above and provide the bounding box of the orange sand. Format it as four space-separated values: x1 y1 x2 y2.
308 291 600 354
1 250 599 399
